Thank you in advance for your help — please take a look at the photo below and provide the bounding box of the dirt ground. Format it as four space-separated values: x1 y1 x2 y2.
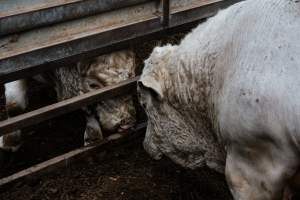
0 135 232 200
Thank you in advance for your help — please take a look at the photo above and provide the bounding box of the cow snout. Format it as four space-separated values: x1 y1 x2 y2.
6 102 26 116
100 115 135 133
117 118 136 132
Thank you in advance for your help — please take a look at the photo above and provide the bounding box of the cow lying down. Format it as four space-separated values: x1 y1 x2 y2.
1 50 136 153
138 0 300 199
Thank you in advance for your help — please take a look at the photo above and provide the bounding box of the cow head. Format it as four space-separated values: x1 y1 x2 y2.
82 50 137 133
138 45 225 171
138 45 205 168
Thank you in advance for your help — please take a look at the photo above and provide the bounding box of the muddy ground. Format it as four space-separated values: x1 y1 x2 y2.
0 30 233 199
0 135 232 200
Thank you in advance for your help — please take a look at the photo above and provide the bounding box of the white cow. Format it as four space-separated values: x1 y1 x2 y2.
1 50 136 154
138 0 300 199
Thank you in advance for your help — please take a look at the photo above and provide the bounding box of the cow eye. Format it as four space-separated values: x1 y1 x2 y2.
142 103 147 109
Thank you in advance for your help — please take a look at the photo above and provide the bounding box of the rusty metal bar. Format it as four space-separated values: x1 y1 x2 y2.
0 0 152 36
0 77 139 136
0 0 243 84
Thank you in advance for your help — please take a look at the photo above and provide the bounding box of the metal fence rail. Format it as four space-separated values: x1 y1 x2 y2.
0 77 138 135
0 0 152 36
0 0 242 84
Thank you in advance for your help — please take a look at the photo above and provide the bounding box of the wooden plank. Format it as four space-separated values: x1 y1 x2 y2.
0 77 139 136
0 122 147 190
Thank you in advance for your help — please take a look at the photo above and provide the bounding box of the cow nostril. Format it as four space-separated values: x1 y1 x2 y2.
142 103 146 109
118 118 135 132
120 119 126 125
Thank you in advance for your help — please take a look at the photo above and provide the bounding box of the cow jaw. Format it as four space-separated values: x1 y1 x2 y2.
139 85 207 169
143 124 163 160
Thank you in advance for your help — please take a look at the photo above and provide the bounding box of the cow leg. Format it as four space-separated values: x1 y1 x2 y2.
283 169 300 200
84 114 103 146
0 83 24 168
225 146 298 200
0 130 22 152
0 131 22 168
0 79 28 154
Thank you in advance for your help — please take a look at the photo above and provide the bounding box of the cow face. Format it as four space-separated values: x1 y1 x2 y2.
82 50 137 133
138 80 205 169
138 46 208 169
137 82 163 160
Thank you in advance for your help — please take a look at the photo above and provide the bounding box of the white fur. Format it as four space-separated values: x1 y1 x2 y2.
0 80 27 151
4 79 28 112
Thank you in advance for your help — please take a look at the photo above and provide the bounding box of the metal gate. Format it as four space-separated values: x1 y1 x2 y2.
0 0 241 188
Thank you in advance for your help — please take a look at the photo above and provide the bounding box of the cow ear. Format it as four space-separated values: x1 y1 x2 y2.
138 76 163 100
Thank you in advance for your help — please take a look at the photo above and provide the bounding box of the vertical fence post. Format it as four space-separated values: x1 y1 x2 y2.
161 0 170 27
0 85 7 122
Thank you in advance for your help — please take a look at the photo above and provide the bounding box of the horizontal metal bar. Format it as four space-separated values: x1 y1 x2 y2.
0 0 243 84
0 0 152 36
0 122 147 189
0 77 139 135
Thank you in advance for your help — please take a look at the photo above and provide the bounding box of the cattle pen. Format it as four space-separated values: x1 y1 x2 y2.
0 0 241 198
